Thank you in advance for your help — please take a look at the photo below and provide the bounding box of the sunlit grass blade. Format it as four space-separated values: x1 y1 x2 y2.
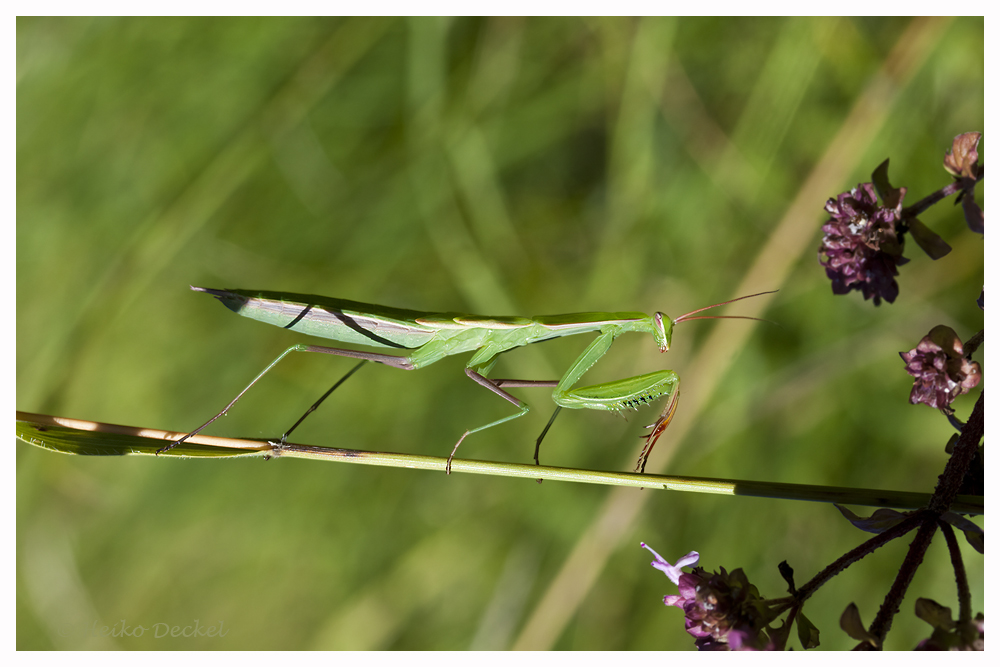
16 412 268 458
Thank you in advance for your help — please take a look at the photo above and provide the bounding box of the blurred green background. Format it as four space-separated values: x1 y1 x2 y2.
17 17 983 650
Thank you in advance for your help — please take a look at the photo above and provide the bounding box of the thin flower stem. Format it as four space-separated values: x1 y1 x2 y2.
939 522 971 627
900 167 984 218
15 410 984 514
964 329 984 357
900 181 963 218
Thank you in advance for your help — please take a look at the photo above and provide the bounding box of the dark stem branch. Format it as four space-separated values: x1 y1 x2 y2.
929 392 984 513
793 510 927 603
859 392 984 647
861 519 938 648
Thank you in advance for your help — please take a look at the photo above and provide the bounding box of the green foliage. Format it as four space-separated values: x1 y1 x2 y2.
17 17 982 649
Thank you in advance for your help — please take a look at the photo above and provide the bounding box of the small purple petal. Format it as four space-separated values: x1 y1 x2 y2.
640 542 699 585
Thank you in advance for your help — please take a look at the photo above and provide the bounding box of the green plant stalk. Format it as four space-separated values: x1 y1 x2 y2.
16 411 983 515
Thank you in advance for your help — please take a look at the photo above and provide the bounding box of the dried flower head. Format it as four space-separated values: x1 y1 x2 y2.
944 132 984 234
943 132 981 180
900 325 981 410
818 183 908 305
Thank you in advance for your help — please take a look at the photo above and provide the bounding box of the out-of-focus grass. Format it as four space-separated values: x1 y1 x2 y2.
17 17 982 650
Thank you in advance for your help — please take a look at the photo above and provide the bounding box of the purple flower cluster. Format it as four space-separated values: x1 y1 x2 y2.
641 543 773 650
818 183 908 305
900 325 981 410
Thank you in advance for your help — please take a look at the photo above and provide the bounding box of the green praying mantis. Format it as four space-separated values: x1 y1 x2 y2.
159 287 773 472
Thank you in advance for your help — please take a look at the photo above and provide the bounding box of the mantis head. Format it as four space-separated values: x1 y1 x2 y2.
652 312 672 352
657 290 778 353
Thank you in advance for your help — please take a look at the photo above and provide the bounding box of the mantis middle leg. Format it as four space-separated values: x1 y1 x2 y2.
284 363 565 453
445 369 553 474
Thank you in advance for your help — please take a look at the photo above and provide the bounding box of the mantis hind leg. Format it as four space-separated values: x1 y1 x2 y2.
158 344 417 455
278 360 366 445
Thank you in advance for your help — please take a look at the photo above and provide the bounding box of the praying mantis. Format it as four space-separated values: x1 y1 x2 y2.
159 287 773 472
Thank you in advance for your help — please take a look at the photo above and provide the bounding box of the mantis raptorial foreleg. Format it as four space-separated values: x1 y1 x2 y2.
636 378 680 473
542 326 682 471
